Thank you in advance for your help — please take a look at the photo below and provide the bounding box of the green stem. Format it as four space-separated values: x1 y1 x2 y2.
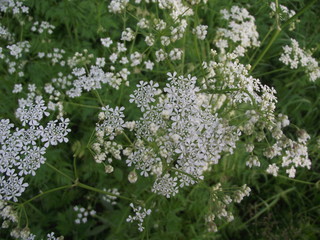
64 101 101 109
76 182 134 202
253 67 285 77
282 0 317 29
122 132 134 146
249 28 281 74
277 175 315 185
73 155 78 180
22 205 29 227
249 25 274 63
249 0 317 73
87 128 96 148
45 162 74 182
20 185 73 206
94 90 104 107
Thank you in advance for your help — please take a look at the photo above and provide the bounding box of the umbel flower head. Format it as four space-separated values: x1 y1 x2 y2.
94 72 239 198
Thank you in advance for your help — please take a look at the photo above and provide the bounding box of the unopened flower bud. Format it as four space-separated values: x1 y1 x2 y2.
128 170 138 183
105 165 114 173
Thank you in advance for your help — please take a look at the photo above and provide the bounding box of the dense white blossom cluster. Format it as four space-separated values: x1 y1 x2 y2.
94 72 239 197
0 88 70 202
108 0 129 14
193 25 208 40
0 0 317 236
202 53 277 119
7 41 30 59
217 6 260 51
279 38 320 82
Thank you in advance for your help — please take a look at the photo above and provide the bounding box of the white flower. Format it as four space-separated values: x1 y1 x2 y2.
266 163 279 177
126 203 151 232
192 25 208 40
144 60 154 70
101 37 113 47
12 84 23 94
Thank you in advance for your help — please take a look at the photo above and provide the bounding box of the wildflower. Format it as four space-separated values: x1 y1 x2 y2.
193 25 208 40
126 203 151 232
101 37 113 47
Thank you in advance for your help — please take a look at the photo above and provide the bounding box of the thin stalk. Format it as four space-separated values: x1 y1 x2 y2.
278 175 315 185
87 128 96 148
249 0 317 73
22 205 29 227
249 28 281 74
73 155 78 180
64 101 101 109
241 187 296 226
122 132 134 146
20 185 73 206
282 0 317 29
45 162 74 182
76 182 133 202
249 26 274 63
94 90 104 107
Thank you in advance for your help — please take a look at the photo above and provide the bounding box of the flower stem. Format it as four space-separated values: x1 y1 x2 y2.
249 0 317 74
20 185 73 206
278 175 315 185
45 162 74 182
76 182 134 202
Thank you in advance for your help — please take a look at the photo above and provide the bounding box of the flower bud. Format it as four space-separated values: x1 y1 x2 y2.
128 170 138 183
105 165 114 173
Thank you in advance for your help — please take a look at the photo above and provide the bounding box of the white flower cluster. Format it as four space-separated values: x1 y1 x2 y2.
0 0 29 15
38 48 66 66
96 106 125 140
0 200 18 229
0 89 70 202
102 188 120 205
157 0 194 20
202 38 311 179
193 25 208 40
217 6 260 51
121 28 135 42
67 49 94 68
265 129 311 178
93 72 239 198
205 183 251 231
66 63 130 97
73 205 96 224
202 53 277 119
0 24 13 41
7 41 30 59
108 0 129 14
31 21 55 34
269 2 298 31
1 201 64 239
101 37 113 48
279 38 320 82
126 203 151 232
